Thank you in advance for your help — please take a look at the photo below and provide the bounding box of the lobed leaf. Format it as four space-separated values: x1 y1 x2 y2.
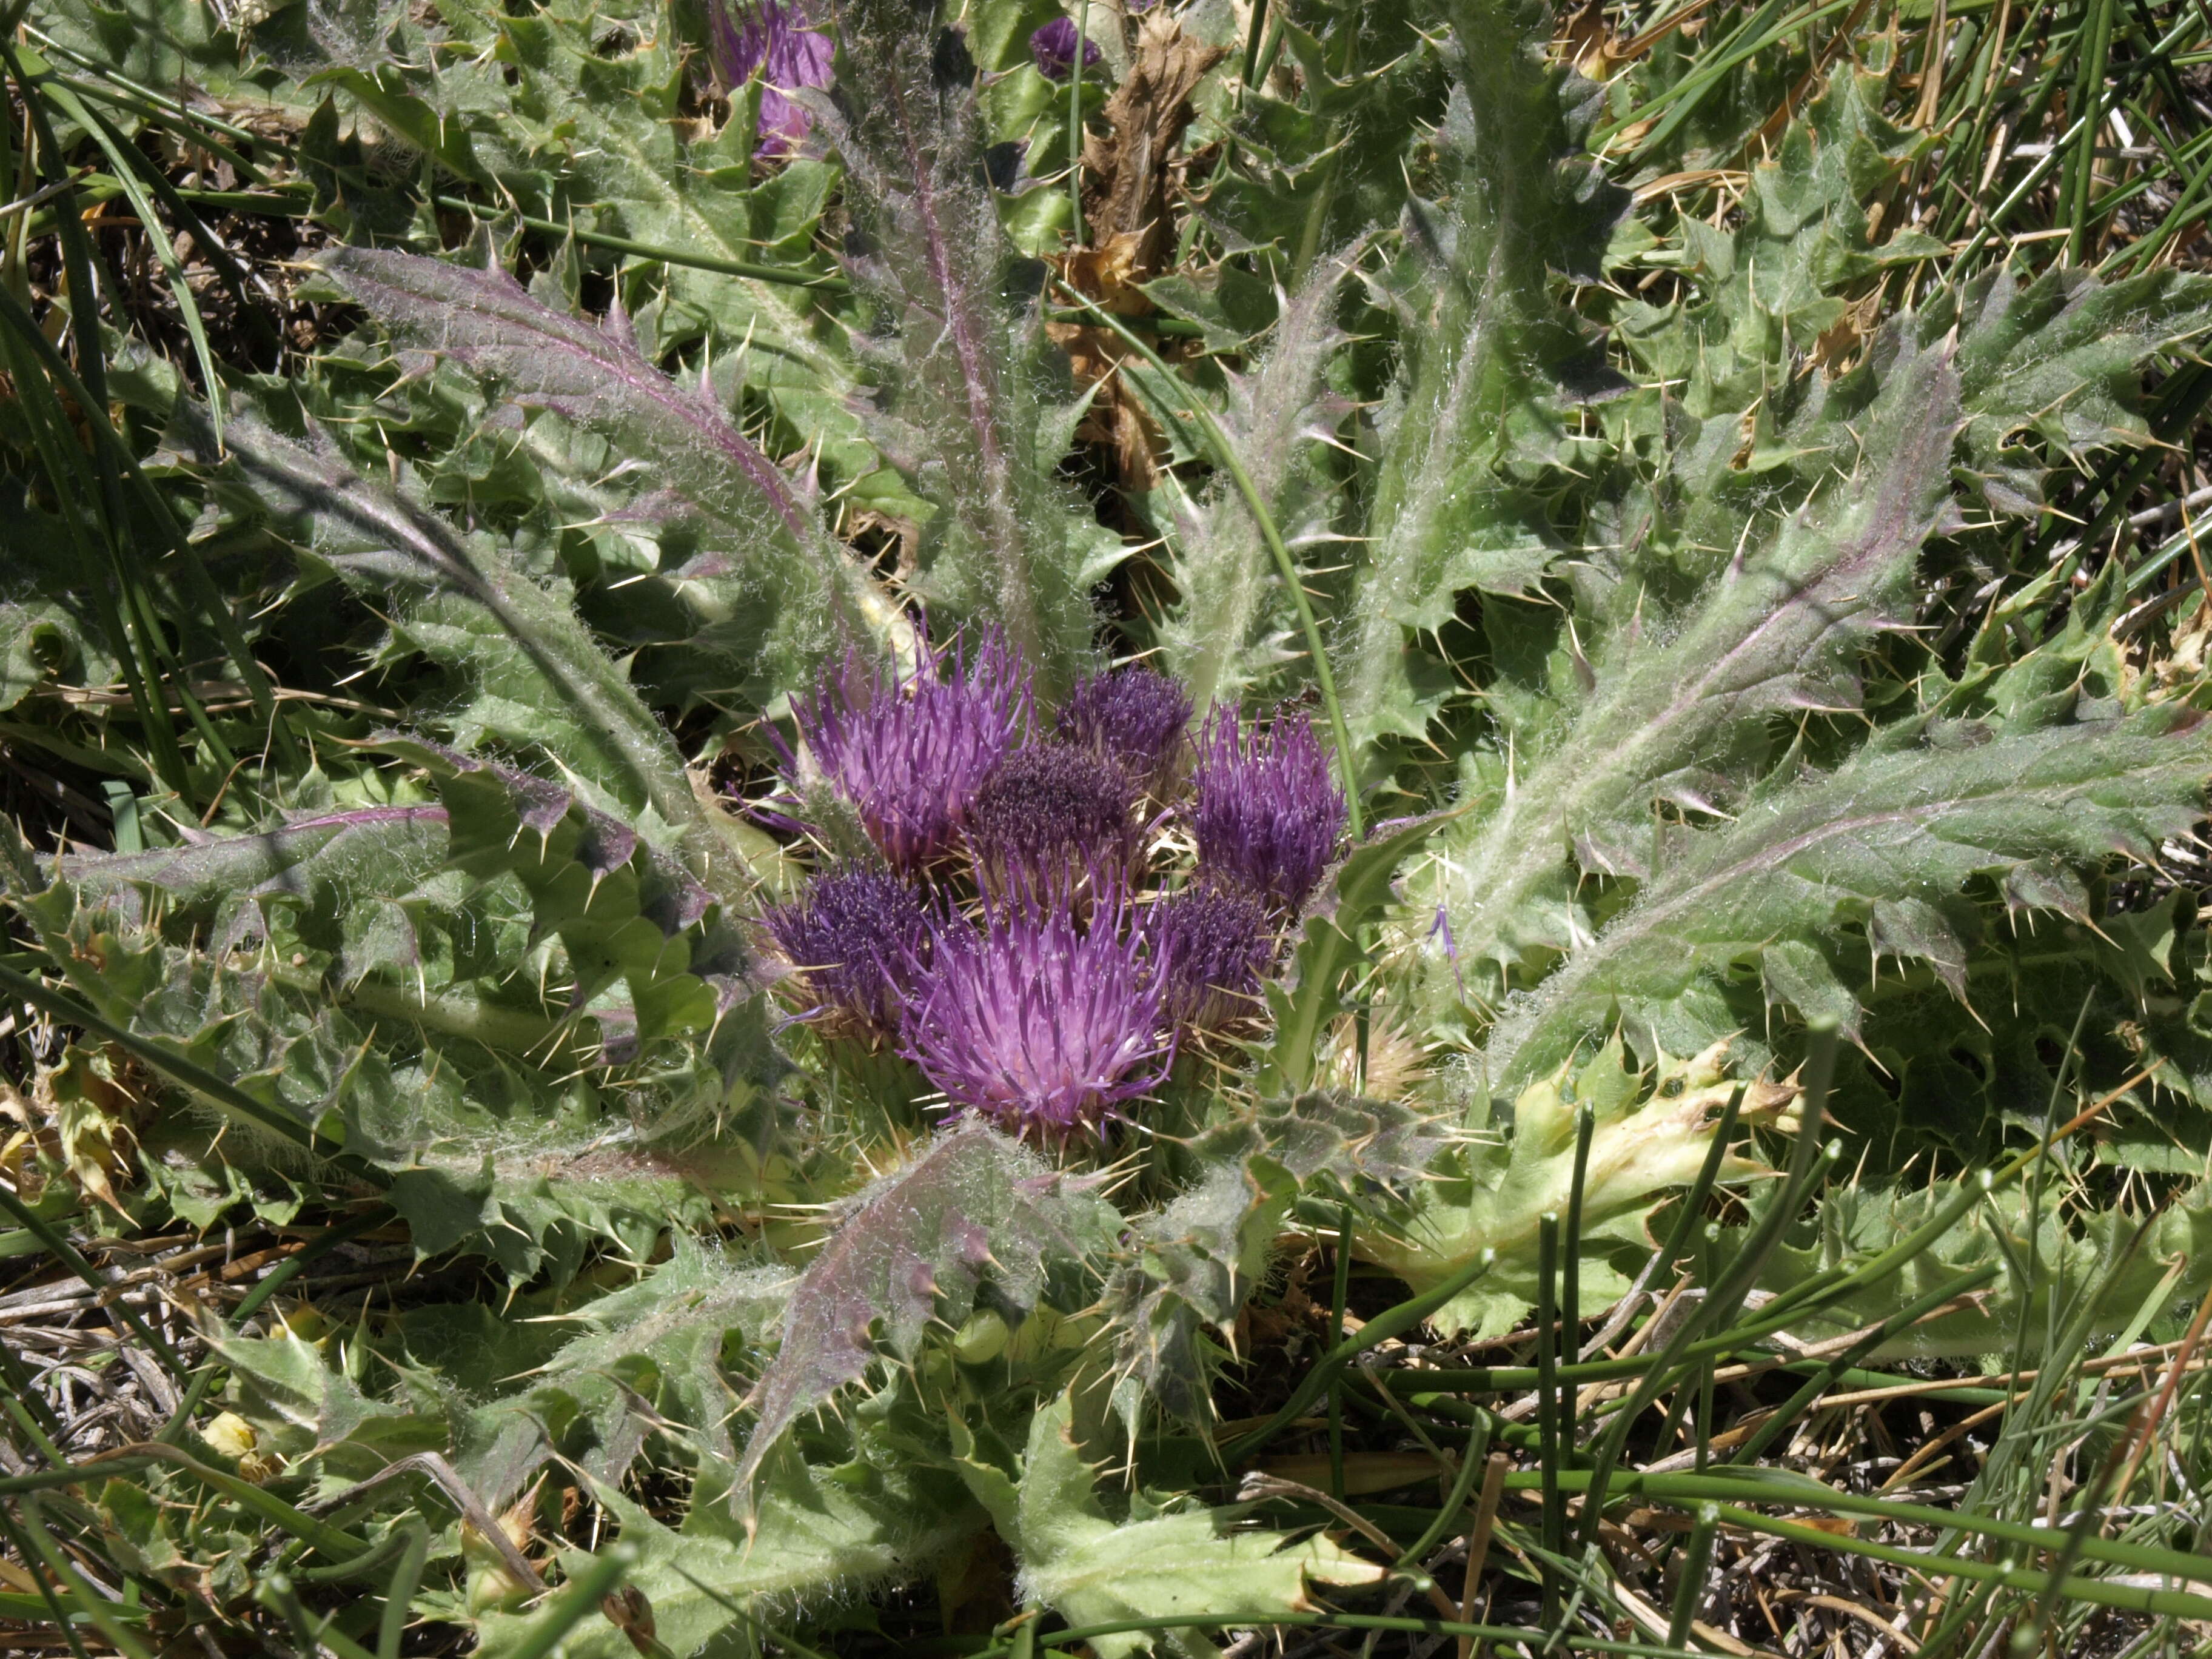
729 1124 1122 1507
1361 1037 1797 1336
812 0 1100 688
1156 247 1365 714
957 1391 1382 1659
317 245 897 700
186 411 703 843
1482 705 2212 1097
1339 0 1630 756
1415 320 1963 1010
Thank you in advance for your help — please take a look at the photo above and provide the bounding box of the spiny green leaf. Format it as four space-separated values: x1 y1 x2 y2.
186 410 702 842
1413 320 1962 1014
59 804 454 984
959 1390 1382 1659
1339 0 1629 755
370 736 743 1050
1757 1172 2212 1361
1107 1091 1448 1421
471 1471 978 1659
1483 705 2212 1098
1937 264 2212 512
1156 249 1364 714
317 246 901 706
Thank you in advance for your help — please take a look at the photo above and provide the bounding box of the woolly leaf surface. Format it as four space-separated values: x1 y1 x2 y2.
815 0 1099 687
1481 705 2211 1098
731 1125 1122 1506
1339 0 1630 753
187 411 699 837
318 246 894 705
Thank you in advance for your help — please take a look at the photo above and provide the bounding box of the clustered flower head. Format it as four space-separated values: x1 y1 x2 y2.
762 628 1349 1142
761 866 932 1041
1029 16 1102 80
1191 706 1348 914
789 631 1030 875
708 0 836 154
1056 665 1192 797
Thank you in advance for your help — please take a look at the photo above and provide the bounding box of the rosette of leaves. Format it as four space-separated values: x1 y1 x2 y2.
11 0 2212 1650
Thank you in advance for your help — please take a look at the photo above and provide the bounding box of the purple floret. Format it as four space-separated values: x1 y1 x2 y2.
790 630 1032 875
1056 666 1192 796
762 866 933 1041
709 0 836 155
965 742 1137 897
901 898 1172 1139
1145 882 1275 1030
1030 16 1103 80
1191 706 1347 913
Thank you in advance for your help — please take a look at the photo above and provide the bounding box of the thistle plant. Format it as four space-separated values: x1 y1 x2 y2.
707 0 835 152
1144 880 1275 1030
1029 16 1104 81
5 0 2212 1652
768 634 1323 1142
964 739 1141 896
784 630 1032 874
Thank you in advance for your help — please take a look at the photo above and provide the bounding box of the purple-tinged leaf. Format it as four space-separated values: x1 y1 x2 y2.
57 806 451 910
315 248 896 715
57 807 455 985
805 1 1094 688
731 1124 1119 1509
319 248 831 560
372 736 736 1046
185 410 700 837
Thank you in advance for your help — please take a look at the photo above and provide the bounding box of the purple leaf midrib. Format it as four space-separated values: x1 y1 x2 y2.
330 252 815 545
874 65 1039 661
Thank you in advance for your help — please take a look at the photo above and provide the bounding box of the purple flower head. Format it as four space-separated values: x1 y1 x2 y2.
1191 706 1348 913
1145 881 1275 1030
709 0 836 155
1056 666 1192 796
966 741 1137 898
762 866 933 1042
791 629 1032 875
1030 16 1103 80
901 896 1172 1139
